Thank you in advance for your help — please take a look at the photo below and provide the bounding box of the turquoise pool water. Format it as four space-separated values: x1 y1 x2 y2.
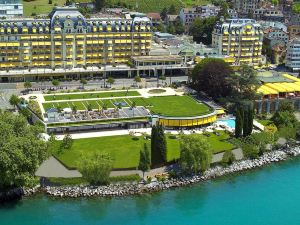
2 158 300 225
217 118 236 129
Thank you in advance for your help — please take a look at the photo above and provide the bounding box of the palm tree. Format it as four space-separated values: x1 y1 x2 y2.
9 94 20 110
52 79 60 90
107 77 115 88
80 78 87 89
134 75 141 87
24 81 32 92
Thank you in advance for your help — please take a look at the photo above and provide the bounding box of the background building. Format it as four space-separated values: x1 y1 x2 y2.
0 0 23 18
212 19 263 66
286 38 300 71
0 6 152 78
179 5 220 28
232 0 262 15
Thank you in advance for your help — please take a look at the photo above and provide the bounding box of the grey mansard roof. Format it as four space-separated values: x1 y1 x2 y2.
0 6 151 34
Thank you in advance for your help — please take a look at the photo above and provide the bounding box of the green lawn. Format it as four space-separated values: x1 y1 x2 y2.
147 95 212 117
44 90 140 101
56 135 147 169
55 131 234 169
42 95 212 117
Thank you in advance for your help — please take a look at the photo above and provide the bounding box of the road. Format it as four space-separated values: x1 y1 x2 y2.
28 75 189 91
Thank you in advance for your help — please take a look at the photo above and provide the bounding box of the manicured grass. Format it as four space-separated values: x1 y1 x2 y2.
44 91 140 101
204 131 234 153
55 132 234 169
56 135 146 169
147 95 212 117
42 95 212 118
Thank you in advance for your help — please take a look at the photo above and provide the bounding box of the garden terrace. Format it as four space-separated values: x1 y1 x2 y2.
54 132 234 169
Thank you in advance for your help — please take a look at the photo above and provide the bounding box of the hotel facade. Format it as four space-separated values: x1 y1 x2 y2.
212 19 263 66
0 7 152 81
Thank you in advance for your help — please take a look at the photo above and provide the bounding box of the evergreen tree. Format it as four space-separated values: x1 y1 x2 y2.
160 7 168 20
138 143 150 179
151 125 158 166
168 4 177 14
150 124 167 167
157 124 167 163
247 104 254 136
235 107 243 138
243 107 248 137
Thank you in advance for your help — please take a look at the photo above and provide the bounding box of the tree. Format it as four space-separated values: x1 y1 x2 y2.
189 17 217 45
156 23 166 32
191 58 234 99
60 133 73 150
168 4 177 14
94 0 106 11
160 7 168 20
78 152 113 185
107 77 115 88
48 0 52 4
151 124 167 166
138 143 150 179
217 0 229 19
9 94 20 110
278 100 294 113
52 79 60 89
134 75 141 86
166 23 176 34
179 134 212 173
233 65 260 100
235 107 243 138
24 81 32 92
174 20 185 35
271 110 297 128
80 78 87 89
0 111 48 189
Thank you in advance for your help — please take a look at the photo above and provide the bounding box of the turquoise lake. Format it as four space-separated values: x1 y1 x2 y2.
2 158 300 225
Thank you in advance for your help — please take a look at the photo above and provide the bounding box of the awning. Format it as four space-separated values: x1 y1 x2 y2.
216 109 225 115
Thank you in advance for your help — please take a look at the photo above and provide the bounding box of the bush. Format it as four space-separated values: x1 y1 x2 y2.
278 126 296 140
78 152 113 185
242 143 260 159
221 151 236 166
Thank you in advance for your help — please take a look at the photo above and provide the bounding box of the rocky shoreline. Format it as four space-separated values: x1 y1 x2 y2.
40 145 300 198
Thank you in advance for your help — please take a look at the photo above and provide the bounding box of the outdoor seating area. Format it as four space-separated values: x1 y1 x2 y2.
45 106 150 123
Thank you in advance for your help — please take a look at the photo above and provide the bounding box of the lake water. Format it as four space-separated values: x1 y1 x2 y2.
2 158 300 225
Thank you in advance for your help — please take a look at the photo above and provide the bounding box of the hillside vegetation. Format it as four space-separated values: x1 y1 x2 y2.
22 0 211 17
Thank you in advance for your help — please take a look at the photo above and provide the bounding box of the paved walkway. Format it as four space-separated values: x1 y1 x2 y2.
55 128 152 140
35 156 82 178
36 148 245 178
211 148 244 164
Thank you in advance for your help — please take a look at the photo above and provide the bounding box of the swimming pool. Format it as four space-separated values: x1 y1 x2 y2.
217 118 236 129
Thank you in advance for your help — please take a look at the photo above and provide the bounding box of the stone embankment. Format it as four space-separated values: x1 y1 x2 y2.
43 146 300 198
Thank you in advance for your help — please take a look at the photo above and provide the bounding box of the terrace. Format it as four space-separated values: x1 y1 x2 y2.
23 88 216 131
